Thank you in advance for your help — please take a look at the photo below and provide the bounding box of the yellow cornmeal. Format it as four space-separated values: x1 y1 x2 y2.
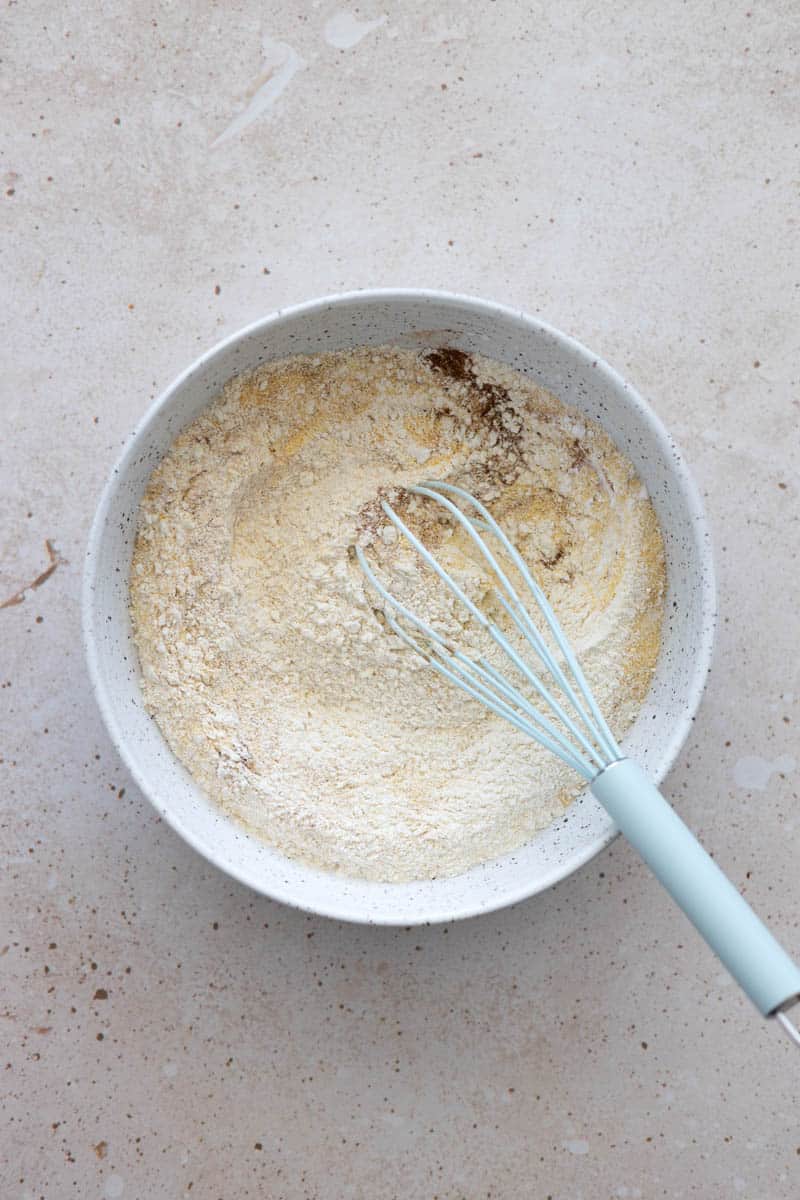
130 346 666 882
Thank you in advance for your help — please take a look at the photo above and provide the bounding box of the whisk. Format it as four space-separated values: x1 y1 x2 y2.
355 481 800 1049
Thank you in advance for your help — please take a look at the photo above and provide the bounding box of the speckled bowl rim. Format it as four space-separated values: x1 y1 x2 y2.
83 289 716 924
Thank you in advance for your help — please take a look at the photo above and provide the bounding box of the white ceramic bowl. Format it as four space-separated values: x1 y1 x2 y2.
83 290 715 924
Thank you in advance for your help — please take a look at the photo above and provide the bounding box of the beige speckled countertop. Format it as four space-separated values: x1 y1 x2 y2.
2 3 799 1197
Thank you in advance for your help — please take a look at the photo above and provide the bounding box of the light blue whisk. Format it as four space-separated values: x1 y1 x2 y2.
355 481 800 1049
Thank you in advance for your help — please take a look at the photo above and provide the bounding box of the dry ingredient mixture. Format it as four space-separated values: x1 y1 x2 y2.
130 346 666 882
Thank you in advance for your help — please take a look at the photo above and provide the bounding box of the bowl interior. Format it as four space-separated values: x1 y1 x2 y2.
84 291 715 924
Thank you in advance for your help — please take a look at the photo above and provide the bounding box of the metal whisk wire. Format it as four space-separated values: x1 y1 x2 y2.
355 480 620 781
354 479 800 1049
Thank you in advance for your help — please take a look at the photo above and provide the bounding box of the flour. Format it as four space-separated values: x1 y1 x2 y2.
130 346 665 882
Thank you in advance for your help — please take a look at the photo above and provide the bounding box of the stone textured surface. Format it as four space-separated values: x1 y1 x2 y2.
2 3 798 1197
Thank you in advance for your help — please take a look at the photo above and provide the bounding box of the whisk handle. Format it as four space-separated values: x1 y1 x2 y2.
591 758 800 1016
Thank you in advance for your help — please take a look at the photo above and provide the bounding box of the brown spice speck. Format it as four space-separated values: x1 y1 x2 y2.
570 438 589 469
93 988 108 1001
94 1141 107 1159
540 545 565 570
423 346 526 487
424 346 473 383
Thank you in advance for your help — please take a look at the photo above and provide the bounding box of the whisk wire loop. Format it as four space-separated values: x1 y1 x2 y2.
374 500 604 773
357 482 622 778
417 481 621 761
356 544 596 777
409 485 608 764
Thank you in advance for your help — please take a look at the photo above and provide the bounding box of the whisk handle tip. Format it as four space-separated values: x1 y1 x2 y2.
591 758 800 1020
